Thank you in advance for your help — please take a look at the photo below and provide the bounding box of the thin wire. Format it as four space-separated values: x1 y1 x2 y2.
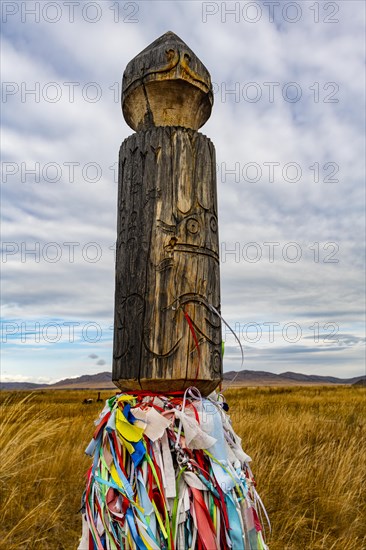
208 304 244 369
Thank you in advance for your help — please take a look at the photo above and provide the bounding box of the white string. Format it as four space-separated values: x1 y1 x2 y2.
208 304 245 371
254 487 272 533
175 387 188 449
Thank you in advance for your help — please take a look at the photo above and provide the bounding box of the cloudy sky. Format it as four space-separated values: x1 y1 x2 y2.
1 0 365 383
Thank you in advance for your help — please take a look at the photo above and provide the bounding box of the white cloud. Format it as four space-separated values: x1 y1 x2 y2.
0 373 53 384
2 0 365 380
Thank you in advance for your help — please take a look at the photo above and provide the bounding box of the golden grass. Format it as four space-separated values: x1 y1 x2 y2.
227 385 366 549
0 386 365 549
0 390 108 549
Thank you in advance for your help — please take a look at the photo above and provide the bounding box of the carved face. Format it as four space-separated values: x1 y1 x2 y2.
173 208 219 261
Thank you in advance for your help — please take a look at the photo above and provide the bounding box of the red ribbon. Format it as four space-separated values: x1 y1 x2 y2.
182 307 201 381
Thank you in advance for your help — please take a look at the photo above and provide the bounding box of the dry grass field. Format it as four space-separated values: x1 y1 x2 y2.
0 385 365 549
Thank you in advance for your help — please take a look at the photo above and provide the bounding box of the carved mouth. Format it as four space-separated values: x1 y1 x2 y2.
173 243 219 261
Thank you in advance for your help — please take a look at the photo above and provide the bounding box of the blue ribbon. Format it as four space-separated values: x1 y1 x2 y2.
126 508 148 550
225 493 245 549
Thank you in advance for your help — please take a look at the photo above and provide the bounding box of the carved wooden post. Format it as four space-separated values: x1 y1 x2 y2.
112 31 222 395
80 37 270 545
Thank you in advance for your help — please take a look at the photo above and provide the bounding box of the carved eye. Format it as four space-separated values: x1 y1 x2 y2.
166 49 175 61
184 53 191 63
213 350 221 373
210 216 217 232
187 218 200 234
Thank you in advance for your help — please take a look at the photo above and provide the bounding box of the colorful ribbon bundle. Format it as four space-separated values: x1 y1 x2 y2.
79 388 270 550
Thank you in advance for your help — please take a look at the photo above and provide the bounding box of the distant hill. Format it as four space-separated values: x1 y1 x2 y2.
0 381 49 391
52 372 113 388
224 370 365 386
352 377 366 387
279 371 364 385
1 370 365 391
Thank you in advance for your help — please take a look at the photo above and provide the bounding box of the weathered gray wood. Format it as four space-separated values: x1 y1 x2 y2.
112 32 222 394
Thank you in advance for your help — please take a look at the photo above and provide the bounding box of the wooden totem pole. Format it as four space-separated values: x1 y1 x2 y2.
112 31 222 395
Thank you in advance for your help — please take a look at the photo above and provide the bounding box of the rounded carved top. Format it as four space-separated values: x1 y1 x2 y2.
122 31 213 132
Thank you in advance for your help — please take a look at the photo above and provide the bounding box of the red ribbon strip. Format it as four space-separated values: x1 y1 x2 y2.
182 307 201 382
